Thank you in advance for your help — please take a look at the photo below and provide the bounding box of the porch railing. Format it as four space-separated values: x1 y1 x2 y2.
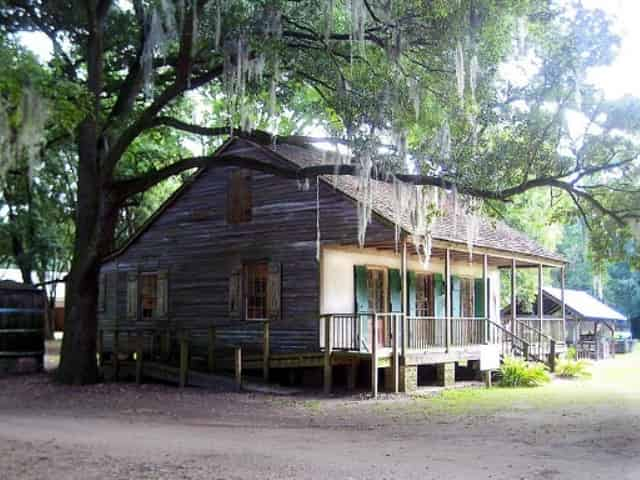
322 314 490 352
407 316 446 350
451 317 487 347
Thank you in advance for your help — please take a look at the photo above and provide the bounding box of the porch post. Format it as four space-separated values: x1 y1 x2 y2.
561 265 566 342
445 248 451 352
401 237 408 357
538 264 544 333
392 313 399 393
511 258 517 332
371 313 378 398
483 254 489 344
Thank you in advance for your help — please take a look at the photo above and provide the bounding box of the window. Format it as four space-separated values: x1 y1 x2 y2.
461 278 474 317
416 274 434 317
140 273 158 319
245 262 268 320
227 169 252 224
366 267 388 313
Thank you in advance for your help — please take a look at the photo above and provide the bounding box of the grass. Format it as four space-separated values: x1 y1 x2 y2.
405 346 640 417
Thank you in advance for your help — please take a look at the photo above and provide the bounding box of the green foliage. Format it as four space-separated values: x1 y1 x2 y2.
497 357 550 387
555 358 592 379
566 346 577 361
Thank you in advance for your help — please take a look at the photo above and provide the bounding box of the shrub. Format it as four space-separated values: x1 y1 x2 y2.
566 346 577 361
497 357 551 387
555 358 592 379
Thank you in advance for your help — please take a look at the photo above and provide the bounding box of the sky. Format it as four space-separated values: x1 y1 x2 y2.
582 0 640 100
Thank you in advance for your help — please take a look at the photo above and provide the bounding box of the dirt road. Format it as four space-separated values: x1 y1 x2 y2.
1 354 639 479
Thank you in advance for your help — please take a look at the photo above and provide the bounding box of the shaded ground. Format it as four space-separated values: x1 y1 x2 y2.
1 350 639 479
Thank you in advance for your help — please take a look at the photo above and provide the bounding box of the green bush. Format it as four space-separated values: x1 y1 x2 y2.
566 346 577 361
497 357 551 387
555 358 591 379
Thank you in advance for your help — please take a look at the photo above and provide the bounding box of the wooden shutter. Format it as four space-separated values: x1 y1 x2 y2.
126 272 138 320
388 269 402 312
354 265 369 351
354 266 369 313
229 265 242 320
98 274 106 312
156 270 169 318
474 278 485 318
434 273 445 318
267 262 282 321
407 271 417 316
227 170 252 224
451 276 462 317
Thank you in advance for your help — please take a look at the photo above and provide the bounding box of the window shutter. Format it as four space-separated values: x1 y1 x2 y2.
451 276 462 317
474 278 485 318
156 270 169 318
267 262 282 321
354 266 369 351
388 269 402 312
354 266 369 313
98 274 106 312
434 273 445 318
126 272 138 320
407 271 417 316
229 265 242 320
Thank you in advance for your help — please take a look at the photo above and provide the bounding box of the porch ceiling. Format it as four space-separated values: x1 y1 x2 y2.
329 239 553 268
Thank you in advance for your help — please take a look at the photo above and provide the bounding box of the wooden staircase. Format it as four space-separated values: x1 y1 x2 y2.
488 320 559 370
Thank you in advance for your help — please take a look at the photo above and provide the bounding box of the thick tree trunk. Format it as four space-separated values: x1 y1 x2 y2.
56 182 118 384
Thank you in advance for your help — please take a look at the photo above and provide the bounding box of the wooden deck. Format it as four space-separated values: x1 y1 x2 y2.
97 312 564 397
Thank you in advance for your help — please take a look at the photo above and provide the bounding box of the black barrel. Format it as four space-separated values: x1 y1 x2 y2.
0 280 45 373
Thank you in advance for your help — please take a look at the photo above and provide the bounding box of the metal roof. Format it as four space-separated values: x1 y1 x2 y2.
544 287 626 321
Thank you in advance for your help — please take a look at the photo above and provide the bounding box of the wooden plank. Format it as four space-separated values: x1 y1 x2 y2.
113 329 120 381
208 326 216 372
234 347 242 389
392 314 399 393
179 334 189 388
323 316 332 394
135 331 143 384
371 313 378 398
97 329 104 368
263 321 270 381
511 258 517 330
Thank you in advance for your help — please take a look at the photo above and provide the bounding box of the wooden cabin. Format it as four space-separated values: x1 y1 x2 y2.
98 137 567 394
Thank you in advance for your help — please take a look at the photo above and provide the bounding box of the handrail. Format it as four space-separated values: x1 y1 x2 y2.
515 319 554 343
488 319 528 345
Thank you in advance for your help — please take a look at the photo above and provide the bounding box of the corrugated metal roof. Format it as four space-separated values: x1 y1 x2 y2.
544 287 626 321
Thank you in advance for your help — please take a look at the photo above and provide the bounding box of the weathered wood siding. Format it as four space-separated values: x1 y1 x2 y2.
99 165 395 352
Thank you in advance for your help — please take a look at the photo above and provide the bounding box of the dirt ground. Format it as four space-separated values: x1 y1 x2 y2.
1 351 639 479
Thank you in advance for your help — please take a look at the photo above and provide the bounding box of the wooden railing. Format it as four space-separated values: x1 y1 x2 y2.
451 317 487 347
319 313 369 351
322 314 490 352
320 313 403 352
575 338 616 361
407 316 446 350
513 319 559 365
97 321 271 387
488 319 530 359
515 317 564 343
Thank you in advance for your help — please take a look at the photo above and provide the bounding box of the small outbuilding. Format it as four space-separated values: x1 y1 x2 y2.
543 287 628 359
0 280 45 374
